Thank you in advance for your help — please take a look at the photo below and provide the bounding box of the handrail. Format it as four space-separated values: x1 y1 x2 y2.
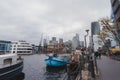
62 62 82 80
62 53 85 80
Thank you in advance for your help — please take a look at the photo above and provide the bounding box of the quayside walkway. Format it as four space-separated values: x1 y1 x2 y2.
97 56 120 80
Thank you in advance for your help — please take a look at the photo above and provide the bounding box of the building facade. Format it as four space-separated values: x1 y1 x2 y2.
91 21 100 36
110 0 120 48
0 40 11 54
58 38 64 49
47 37 58 52
111 0 120 42
10 40 32 54
80 41 84 47
72 34 80 50
93 35 103 51
91 21 100 51
111 0 120 22
64 40 72 48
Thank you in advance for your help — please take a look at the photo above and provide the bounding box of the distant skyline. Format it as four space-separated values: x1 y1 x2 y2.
0 0 111 44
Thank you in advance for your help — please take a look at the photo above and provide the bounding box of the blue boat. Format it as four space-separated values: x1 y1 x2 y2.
45 53 68 67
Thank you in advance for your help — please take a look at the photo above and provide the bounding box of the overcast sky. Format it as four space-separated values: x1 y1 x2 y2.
0 0 111 44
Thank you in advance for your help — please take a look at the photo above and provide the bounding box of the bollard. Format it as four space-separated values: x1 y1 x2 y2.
89 59 95 78
94 56 98 75
67 63 71 80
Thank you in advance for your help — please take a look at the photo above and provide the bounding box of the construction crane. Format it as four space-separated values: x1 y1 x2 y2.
38 33 43 53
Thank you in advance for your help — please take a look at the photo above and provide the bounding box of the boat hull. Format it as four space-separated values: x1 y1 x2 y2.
45 57 67 67
0 61 23 80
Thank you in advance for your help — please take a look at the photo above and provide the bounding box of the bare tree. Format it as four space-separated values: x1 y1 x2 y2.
99 17 120 47
97 31 108 45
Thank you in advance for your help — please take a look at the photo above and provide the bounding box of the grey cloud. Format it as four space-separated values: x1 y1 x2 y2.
0 0 110 44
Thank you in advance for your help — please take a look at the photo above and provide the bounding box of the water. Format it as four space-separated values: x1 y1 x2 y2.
17 54 67 80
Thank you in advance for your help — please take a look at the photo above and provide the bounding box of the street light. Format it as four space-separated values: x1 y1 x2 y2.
84 29 89 48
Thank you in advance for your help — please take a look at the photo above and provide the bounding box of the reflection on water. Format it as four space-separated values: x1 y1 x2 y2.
9 54 67 80
46 66 66 73
8 72 25 80
44 66 66 80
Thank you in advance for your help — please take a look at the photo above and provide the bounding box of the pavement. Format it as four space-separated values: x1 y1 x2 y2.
96 55 120 80
81 63 90 80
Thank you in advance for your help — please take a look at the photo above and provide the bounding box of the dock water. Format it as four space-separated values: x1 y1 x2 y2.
7 53 93 80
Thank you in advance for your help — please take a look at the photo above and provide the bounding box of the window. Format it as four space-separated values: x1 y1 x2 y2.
4 58 12 65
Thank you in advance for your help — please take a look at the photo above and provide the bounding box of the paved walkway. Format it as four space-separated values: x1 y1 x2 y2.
97 56 120 80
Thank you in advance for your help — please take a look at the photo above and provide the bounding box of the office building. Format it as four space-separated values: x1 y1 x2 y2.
91 21 100 51
72 34 80 50
59 38 63 43
47 37 58 52
10 40 32 54
0 40 11 54
91 21 100 36
80 41 84 47
52 37 56 41
93 35 103 51
111 0 120 23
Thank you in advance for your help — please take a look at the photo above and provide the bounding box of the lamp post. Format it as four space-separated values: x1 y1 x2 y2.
84 29 95 79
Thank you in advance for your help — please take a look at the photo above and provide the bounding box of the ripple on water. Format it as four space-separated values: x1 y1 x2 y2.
21 54 67 80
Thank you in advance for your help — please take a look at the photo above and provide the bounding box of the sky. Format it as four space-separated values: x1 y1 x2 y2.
0 0 111 45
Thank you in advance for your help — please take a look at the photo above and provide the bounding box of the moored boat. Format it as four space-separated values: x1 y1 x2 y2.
45 53 68 67
0 54 23 80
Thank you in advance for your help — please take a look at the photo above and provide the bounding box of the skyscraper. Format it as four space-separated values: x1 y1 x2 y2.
111 0 120 47
91 21 100 51
80 41 84 47
111 0 120 27
59 38 63 43
91 21 100 36
52 37 56 41
72 34 80 50
76 33 79 41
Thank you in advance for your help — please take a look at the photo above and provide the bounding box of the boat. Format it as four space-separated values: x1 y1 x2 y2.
0 53 23 80
45 53 68 67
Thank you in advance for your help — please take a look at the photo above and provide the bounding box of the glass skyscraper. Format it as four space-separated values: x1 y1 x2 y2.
91 21 100 36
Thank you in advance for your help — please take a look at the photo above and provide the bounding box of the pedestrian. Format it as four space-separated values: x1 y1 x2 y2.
97 47 102 59
81 47 85 55
98 52 101 59
106 50 112 56
94 51 99 58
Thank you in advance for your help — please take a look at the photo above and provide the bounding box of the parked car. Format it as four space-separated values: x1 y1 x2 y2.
110 48 120 55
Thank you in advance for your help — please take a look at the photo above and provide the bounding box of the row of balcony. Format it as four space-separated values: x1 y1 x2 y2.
111 0 117 6
111 0 120 21
112 0 120 14
115 7 120 21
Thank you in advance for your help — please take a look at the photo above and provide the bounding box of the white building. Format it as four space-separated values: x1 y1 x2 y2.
72 34 80 50
10 40 33 55
93 35 103 51
80 41 84 47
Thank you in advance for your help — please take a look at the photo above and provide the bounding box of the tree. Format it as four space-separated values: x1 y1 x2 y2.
99 17 120 47
97 30 110 49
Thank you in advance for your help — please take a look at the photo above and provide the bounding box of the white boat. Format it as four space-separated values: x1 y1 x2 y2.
0 53 23 80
